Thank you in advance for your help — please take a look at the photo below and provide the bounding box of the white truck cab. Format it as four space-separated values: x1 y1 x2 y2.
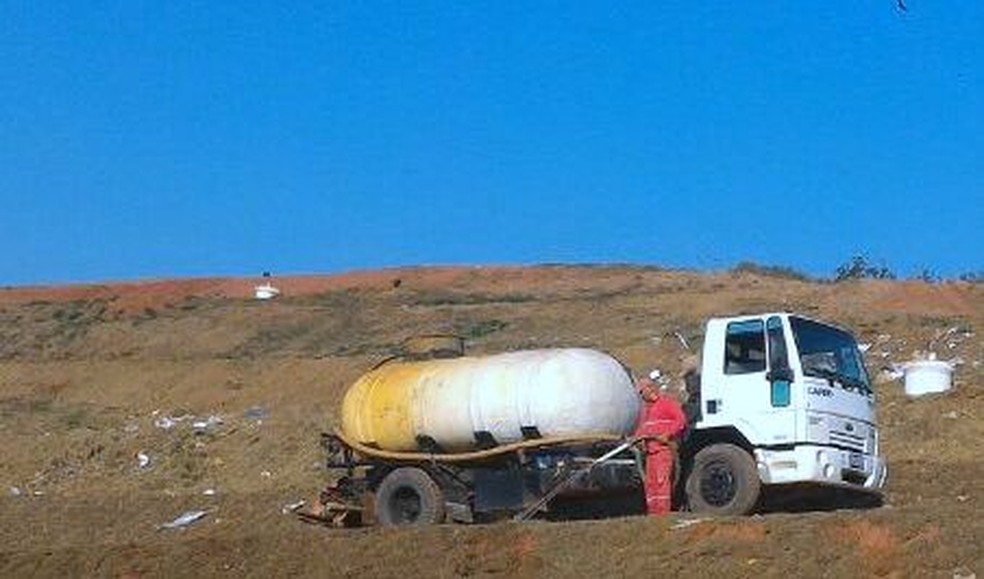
682 312 888 514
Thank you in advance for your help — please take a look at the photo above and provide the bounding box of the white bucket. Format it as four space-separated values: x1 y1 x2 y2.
903 359 953 396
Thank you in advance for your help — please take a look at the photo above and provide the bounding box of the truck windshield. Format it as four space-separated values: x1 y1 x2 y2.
790 317 872 395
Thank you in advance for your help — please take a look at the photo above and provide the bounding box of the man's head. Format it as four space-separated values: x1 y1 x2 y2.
637 375 660 402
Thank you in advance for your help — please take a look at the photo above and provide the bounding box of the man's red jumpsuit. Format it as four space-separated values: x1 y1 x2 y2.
635 388 688 515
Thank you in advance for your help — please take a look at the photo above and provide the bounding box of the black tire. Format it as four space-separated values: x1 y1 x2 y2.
685 443 761 516
375 467 446 526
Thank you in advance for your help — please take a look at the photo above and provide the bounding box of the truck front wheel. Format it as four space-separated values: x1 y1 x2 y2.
375 467 446 526
685 443 760 515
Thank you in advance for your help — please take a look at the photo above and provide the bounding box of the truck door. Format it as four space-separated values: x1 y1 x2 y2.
712 317 797 446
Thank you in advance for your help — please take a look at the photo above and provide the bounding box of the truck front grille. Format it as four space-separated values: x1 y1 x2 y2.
829 430 866 452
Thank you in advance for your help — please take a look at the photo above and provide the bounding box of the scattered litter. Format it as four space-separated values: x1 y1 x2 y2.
32 490 44 496
243 405 268 421
136 451 151 469
952 566 976 579
202 488 217 496
878 364 905 383
154 416 178 429
858 343 872 353
10 486 22 497
154 415 190 430
673 331 691 351
260 470 272 478
192 415 223 433
670 517 708 530
956 495 969 502
158 510 208 530
944 411 959 420
282 500 306 514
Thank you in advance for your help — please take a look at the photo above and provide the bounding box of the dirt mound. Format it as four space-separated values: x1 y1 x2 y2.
0 265 980 577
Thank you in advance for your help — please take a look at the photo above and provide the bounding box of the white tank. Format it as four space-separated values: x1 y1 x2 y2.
903 359 953 396
341 348 640 452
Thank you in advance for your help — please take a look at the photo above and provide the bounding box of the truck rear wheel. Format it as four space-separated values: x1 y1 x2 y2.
685 443 760 515
375 467 446 526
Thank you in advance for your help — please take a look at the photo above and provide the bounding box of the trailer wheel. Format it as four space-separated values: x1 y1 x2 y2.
685 443 760 516
375 467 446 526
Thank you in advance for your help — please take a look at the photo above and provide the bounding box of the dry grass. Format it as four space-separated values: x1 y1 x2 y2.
0 265 980 577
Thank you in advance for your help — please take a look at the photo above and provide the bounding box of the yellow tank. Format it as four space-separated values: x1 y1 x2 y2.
341 348 639 452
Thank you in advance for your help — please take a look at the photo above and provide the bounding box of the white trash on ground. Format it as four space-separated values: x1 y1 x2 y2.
136 451 151 469
192 415 224 433
243 405 268 422
158 510 208 530
670 517 708 530
282 500 306 514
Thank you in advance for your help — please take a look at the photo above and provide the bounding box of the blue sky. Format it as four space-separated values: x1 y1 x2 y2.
2 2 981 285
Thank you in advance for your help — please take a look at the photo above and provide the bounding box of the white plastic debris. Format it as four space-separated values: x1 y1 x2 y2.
158 510 208 530
260 470 272 478
202 488 217 496
858 343 872 353
192 415 223 433
673 331 691 351
881 365 905 382
243 405 268 421
10 486 23 497
136 451 151 469
282 500 306 514
670 517 708 530
154 416 179 429
154 414 192 430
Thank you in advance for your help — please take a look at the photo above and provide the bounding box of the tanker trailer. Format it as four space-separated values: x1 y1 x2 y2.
318 348 645 526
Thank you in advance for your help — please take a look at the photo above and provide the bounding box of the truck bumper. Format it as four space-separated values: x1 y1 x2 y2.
754 445 887 492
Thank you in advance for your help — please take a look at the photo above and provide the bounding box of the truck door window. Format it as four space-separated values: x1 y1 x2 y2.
767 316 789 371
724 320 766 374
767 316 792 407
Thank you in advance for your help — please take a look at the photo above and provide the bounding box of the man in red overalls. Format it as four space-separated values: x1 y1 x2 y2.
634 371 688 515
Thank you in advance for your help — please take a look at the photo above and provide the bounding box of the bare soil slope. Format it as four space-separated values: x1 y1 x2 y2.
0 266 980 578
